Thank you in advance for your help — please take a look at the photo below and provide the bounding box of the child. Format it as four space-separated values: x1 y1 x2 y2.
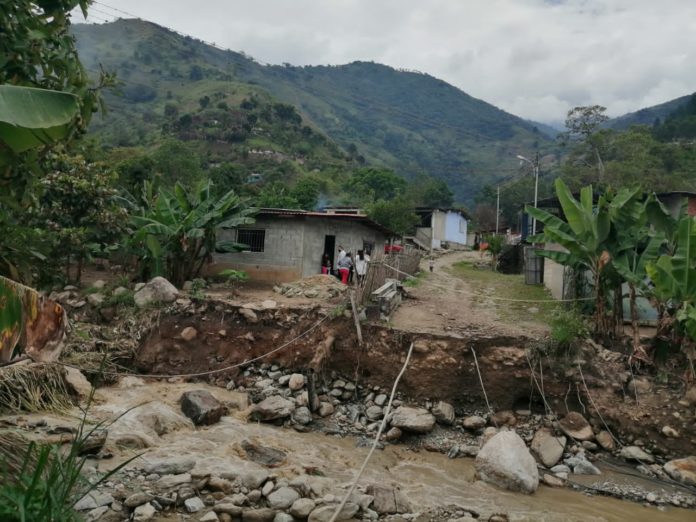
429 257 434 272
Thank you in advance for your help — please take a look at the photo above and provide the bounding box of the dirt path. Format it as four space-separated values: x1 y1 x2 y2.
391 250 547 338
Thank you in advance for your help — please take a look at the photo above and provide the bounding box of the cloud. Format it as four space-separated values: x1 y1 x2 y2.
75 0 696 123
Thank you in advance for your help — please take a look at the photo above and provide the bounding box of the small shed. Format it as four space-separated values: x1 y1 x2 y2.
412 207 469 250
209 208 392 282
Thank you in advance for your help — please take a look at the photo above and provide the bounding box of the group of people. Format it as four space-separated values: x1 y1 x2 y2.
321 245 370 285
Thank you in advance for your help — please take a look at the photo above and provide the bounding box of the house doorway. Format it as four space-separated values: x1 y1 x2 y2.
323 235 336 271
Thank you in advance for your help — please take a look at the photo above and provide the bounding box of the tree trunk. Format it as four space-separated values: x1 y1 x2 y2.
629 283 640 351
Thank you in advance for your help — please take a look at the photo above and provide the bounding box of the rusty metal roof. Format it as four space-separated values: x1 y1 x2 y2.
255 208 395 235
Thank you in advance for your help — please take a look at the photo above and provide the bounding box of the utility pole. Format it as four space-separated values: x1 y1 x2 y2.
532 151 539 236
495 185 500 235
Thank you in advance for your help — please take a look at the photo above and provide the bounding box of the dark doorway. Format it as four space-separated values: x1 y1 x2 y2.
323 235 336 269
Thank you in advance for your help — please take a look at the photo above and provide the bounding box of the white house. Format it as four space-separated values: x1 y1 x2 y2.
412 208 469 250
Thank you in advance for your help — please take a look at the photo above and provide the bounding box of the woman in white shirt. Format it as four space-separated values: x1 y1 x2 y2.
355 249 369 286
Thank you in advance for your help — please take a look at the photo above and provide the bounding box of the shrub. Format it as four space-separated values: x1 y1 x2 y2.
550 308 590 353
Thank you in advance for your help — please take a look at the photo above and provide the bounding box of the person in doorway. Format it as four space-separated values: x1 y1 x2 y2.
355 249 369 286
337 245 346 263
337 251 352 285
321 253 331 275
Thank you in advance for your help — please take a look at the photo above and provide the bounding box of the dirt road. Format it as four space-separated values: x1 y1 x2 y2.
391 250 548 338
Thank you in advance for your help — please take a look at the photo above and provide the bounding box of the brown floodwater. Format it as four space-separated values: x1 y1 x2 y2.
74 382 696 521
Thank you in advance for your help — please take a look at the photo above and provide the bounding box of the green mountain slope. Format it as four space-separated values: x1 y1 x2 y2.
73 19 552 202
608 93 694 130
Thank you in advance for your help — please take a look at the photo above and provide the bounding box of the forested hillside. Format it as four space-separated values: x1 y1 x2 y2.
72 19 553 202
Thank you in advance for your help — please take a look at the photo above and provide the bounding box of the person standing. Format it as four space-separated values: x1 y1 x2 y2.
321 253 331 275
337 251 352 285
355 249 369 286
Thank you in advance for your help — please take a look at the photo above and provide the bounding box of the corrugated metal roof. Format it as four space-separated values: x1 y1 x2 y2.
255 208 395 235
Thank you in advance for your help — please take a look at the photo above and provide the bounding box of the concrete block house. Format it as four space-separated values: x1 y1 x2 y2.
412 208 469 250
209 208 392 282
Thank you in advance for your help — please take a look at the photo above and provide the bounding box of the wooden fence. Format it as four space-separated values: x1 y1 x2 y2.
356 248 422 305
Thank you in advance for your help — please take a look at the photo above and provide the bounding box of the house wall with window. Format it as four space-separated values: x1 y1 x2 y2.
209 213 388 282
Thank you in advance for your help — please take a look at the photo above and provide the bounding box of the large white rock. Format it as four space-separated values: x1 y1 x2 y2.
475 431 539 494
664 456 696 487
389 406 436 433
267 486 300 509
134 276 178 308
250 396 295 421
530 428 566 468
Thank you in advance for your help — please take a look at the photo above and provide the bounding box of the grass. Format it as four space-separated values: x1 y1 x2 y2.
0 363 73 414
402 271 427 288
450 260 560 326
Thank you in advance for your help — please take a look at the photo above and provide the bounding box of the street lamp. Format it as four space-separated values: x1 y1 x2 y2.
517 153 540 237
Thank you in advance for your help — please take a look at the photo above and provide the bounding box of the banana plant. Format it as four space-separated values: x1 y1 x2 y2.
130 180 256 286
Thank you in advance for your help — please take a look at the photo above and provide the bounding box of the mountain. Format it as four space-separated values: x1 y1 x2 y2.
72 19 553 202
608 94 695 130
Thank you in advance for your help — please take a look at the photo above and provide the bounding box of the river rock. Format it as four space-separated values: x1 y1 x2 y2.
475 431 539 494
566 456 601 475
267 487 300 509
185 497 206 513
241 439 287 467
292 406 312 425
242 508 277 522
541 473 565 487
290 498 316 518
133 503 156 521
530 428 566 468
308 503 359 522
432 401 455 425
250 396 295 421
366 405 383 421
490 410 517 427
214 504 243 516
124 493 154 508
180 326 198 341
389 406 436 433
462 415 486 430
63 366 93 399
366 484 411 514
74 492 114 511
155 473 192 489
374 394 388 406
144 456 196 475
619 446 654 463
318 402 334 417
288 373 305 391
559 412 593 441
80 429 107 455
181 390 227 425
201 513 220 522
87 292 105 306
595 430 615 451
274 514 293 522
661 425 679 438
134 276 178 307
239 308 259 324
664 456 696 487
627 377 651 396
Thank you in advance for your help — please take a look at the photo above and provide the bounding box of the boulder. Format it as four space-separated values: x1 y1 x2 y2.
239 308 259 324
530 428 566 468
113 286 128 296
462 415 487 430
180 390 227 425
180 326 198 341
274 514 293 522
663 456 696 487
595 430 615 451
124 493 154 508
242 508 277 522
308 503 359 522
250 396 295 422
292 406 312 425
384 427 402 442
318 402 334 417
241 440 287 467
133 503 156 521
214 504 243 516
290 498 316 518
143 455 196 475
366 484 412 514
432 401 455 425
74 492 114 511
566 456 601 475
475 431 539 494
63 367 93 399
185 497 206 513
619 446 654 463
559 412 593 441
87 293 105 307
155 473 192 489
134 276 178 308
288 373 305 391
490 410 517 427
201 513 220 522
365 405 383 421
389 406 436 433
267 487 300 509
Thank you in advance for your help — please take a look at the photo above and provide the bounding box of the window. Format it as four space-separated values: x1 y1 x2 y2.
237 229 265 252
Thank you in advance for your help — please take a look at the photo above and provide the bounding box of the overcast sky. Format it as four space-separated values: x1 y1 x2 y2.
75 0 696 125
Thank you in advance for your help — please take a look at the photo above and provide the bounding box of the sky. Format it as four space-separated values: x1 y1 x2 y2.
75 0 696 125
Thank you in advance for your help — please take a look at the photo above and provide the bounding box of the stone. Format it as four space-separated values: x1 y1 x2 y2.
384 427 402 442
530 428 566 468
239 308 259 323
620 446 655 463
74 492 114 511
261 300 277 310
558 412 594 441
308 503 359 522
118 376 145 388
581 440 598 451
125 493 154 508
80 429 107 455
134 282 145 292
274 514 293 522
550 464 571 475
462 415 486 430
595 431 615 451
63 366 93 399
133 503 156 521
180 390 227 425
201 513 220 522
144 456 196 475
662 426 679 438
365 405 383 421
389 406 436 433
480 427 498 447
113 286 128 296
267 487 300 509
366 484 412 514
87 293 105 306
250 396 295 421
318 402 334 417
541 473 565 487
155 473 192 489
490 410 516 427
474 431 539 494
180 326 198 341
374 394 388 406
288 373 305 390
92 280 106 290
208 477 235 493
242 508 277 522
290 498 316 518
431 401 455 425
134 276 178 308
571 458 601 475
214 504 243 516
664 456 696 487
292 406 312 425
185 497 206 513
627 377 651 396
241 439 287 467
85 506 109 522
262 481 274 497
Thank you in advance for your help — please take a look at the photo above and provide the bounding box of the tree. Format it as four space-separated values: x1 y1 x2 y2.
345 167 406 203
255 182 300 209
367 196 419 236
408 176 454 208
560 105 609 183
292 177 321 210
150 139 202 185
